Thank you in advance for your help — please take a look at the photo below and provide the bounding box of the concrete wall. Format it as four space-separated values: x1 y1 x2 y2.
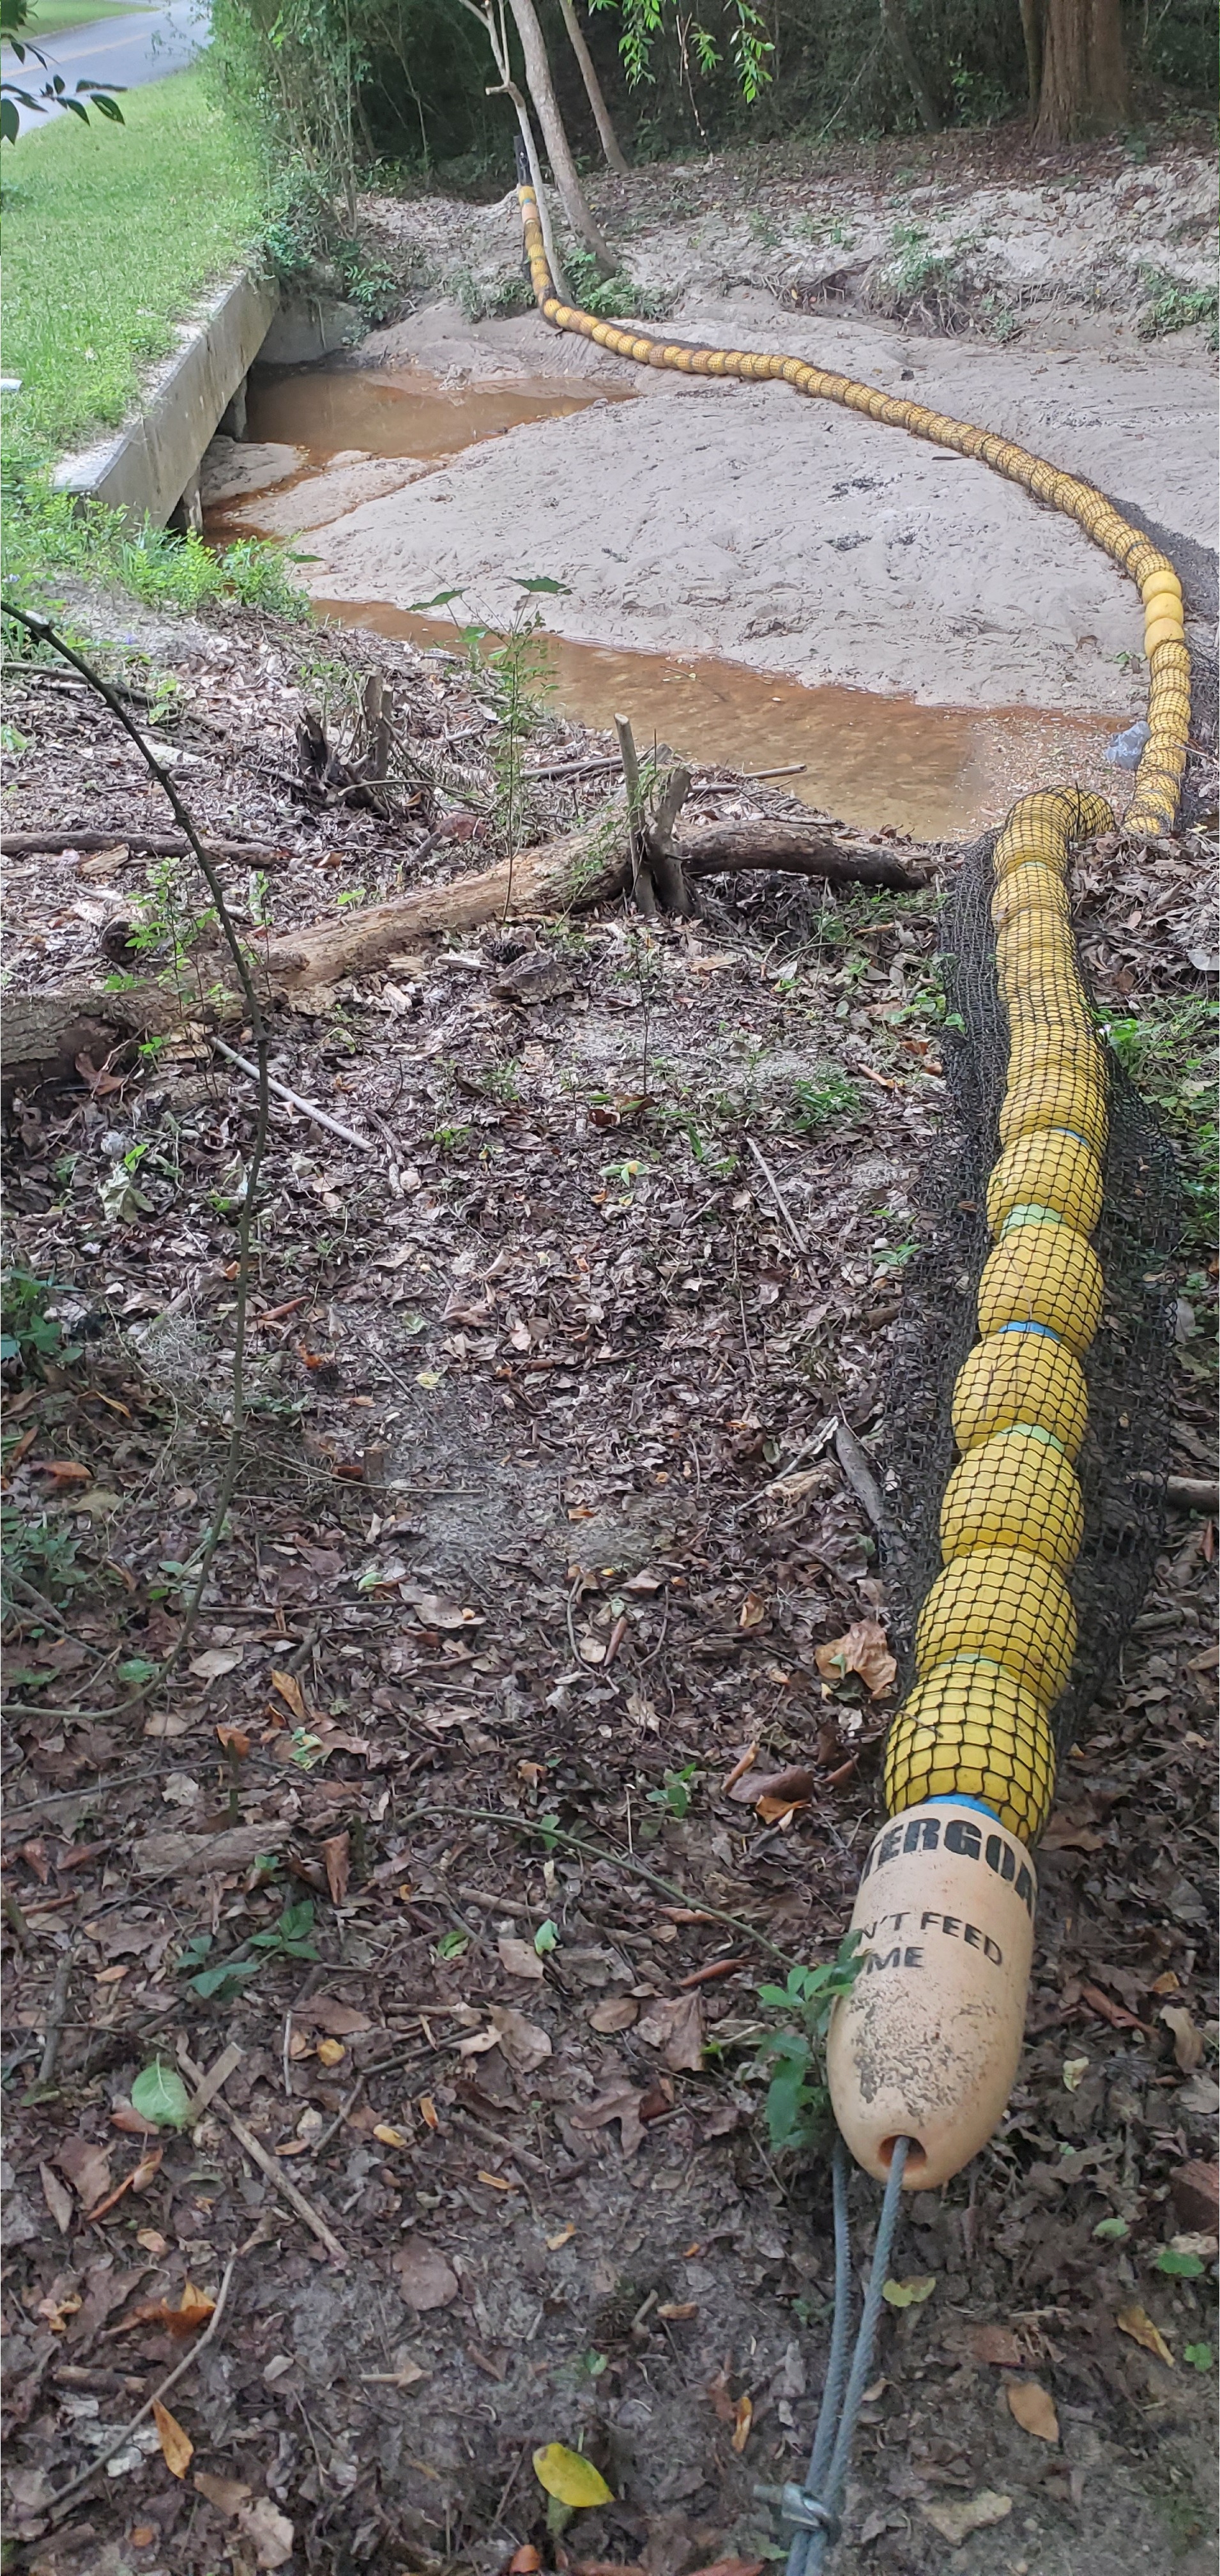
53 268 278 528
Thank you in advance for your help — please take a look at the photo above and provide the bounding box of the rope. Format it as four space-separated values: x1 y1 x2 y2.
512 150 1189 843
765 2135 911 2573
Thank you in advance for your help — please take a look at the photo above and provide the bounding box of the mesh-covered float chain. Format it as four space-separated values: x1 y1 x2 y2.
514 171 1189 839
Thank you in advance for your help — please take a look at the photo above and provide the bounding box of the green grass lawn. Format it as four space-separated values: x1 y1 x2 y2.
3 67 264 457
14 0 151 34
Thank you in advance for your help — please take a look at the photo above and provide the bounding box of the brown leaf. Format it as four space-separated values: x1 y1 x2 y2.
236 2497 296 2569
728 1763 816 1811
270 1667 309 1724
685 2561 765 2576
968 2324 1023 2368
32 1459 91 1486
571 2085 647 2158
1040 1815 1106 1852
636 1992 705 2071
292 1995 372 2037
706 2368 736 2425
1161 2004 1205 2071
153 2396 194 2479
738 1592 768 1629
498 1935 544 1981
921 2494 1012 2547
488 2005 552 2073
55 2134 111 2215
1117 2305 1174 2366
508 2550 541 2574
814 1617 896 1696
118 2281 215 2340
111 2102 164 2138
394 2238 459 2311
40 2163 74 2234
215 1724 251 1760
1079 1981 1150 2035
730 2393 753 2453
194 2470 254 2517
316 2037 346 2068
321 1832 351 1906
1005 2379 1058 2442
588 1997 638 2034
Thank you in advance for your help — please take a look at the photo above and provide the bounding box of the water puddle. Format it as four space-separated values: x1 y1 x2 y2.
245 362 632 464
222 361 1124 838
316 597 1120 839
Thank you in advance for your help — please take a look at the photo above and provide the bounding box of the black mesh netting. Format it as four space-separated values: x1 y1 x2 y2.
883 827 1182 1768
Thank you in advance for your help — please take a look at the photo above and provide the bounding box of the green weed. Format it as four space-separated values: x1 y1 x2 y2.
789 1070 860 1130
561 245 674 322
176 1898 319 2002
448 264 534 323
1101 997 1218 1253
1138 269 1219 348
1 1270 77 1375
647 1762 701 1820
755 1938 864 2150
2 451 310 620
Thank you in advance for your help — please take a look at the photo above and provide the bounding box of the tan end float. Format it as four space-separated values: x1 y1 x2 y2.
825 1800 1037 2189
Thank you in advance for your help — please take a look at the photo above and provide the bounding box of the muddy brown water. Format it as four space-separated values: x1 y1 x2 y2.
234 363 1123 838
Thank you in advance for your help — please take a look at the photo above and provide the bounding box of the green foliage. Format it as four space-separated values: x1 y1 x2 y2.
448 264 535 323
561 243 674 319
1138 268 1219 348
3 448 310 622
788 1069 860 1131
1 1502 87 1616
1154 2248 1207 2279
261 162 402 318
755 1936 863 2150
1 1269 75 1375
131 2060 194 2129
1100 997 1218 1254
1 0 124 145
647 1761 701 1818
1184 2343 1214 2372
176 1899 319 2000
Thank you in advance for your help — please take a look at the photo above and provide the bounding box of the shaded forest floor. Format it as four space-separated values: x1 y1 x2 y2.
1 594 1216 2576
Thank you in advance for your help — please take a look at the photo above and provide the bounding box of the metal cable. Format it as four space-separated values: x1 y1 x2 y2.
773 2135 911 2574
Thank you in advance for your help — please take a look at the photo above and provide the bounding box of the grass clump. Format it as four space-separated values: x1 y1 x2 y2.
1137 268 1219 347
2 70 264 458
3 448 310 622
1101 996 1218 1255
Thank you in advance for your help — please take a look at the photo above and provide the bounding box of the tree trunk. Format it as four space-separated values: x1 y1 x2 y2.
1034 0 1127 139
3 818 930 1089
1019 0 1044 112
554 0 628 173
503 0 616 269
879 0 940 132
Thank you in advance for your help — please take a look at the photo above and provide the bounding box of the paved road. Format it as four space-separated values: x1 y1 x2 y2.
2 0 206 137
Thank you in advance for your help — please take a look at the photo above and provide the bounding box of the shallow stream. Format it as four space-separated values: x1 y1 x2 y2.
213 360 1123 839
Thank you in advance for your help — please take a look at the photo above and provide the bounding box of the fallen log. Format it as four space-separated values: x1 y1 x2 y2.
3 809 933 1087
3 830 285 862
678 819 929 892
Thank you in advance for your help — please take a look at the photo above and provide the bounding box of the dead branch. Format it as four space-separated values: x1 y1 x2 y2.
3 830 283 861
678 818 930 892
645 763 694 916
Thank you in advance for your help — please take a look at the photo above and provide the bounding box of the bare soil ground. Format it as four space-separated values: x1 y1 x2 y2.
1 588 1217 2576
